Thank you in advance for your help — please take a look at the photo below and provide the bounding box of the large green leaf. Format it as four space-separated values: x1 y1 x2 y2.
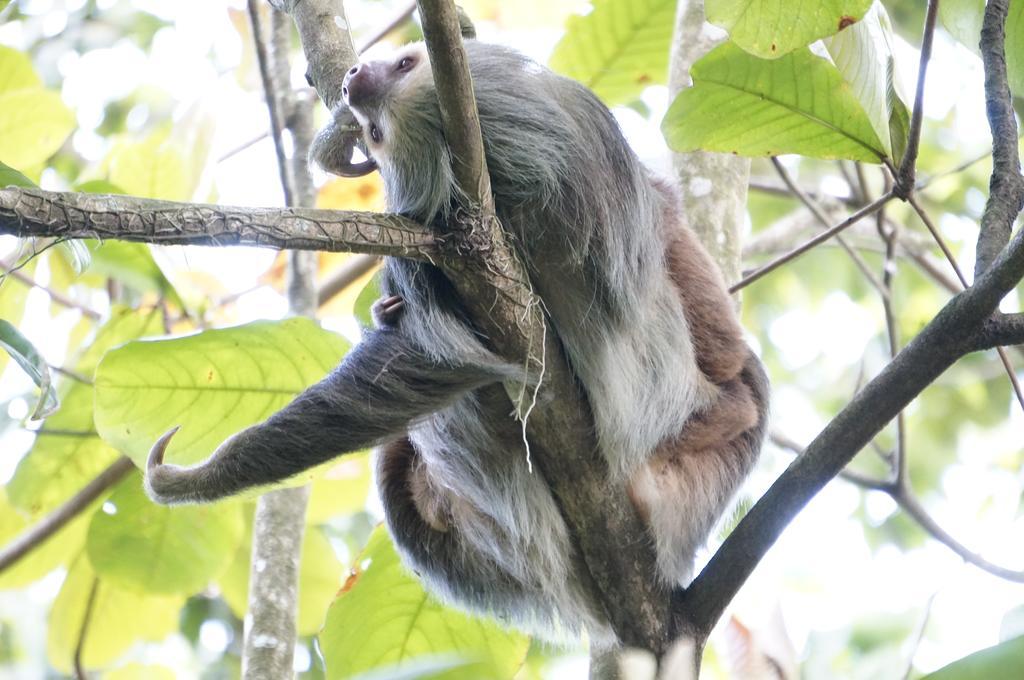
306 453 373 524
548 0 676 106
7 308 163 516
0 45 41 93
47 553 183 674
921 635 1024 679
106 128 192 201
94 318 348 468
219 513 342 636
321 527 529 680
824 1 910 162
940 0 1024 95
662 42 887 162
86 474 244 594
707 0 873 58
0 89 75 170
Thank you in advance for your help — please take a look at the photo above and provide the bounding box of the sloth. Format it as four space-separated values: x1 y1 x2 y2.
146 40 769 644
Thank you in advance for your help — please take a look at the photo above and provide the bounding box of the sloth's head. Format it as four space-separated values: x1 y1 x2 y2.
311 42 457 222
342 42 435 165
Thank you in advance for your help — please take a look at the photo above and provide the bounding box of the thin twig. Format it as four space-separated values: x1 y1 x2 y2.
773 434 1024 583
1 259 102 320
876 174 907 483
0 457 134 574
771 158 889 299
50 365 92 385
747 179 856 206
895 0 939 197
248 0 294 206
895 489 1024 582
317 254 379 306
730 193 895 293
901 591 938 680
356 1 416 54
73 577 100 680
907 195 1024 412
217 132 269 163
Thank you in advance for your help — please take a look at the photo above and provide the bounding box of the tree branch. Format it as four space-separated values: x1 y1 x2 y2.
771 157 889 300
0 259 102 320
730 193 894 293
773 433 1024 583
970 313 1024 351
268 0 356 111
977 0 1024 275
410 0 667 650
317 254 378 306
0 187 439 259
678 4 1024 636
242 7 317 679
894 0 939 197
0 456 134 574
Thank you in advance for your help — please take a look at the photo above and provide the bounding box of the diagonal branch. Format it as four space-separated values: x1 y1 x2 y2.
0 187 439 259
680 1 1024 637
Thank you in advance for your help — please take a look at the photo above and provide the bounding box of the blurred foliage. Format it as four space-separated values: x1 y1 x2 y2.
0 0 1021 678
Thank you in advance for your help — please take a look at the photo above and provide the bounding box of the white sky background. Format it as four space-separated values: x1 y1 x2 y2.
1 1 1023 677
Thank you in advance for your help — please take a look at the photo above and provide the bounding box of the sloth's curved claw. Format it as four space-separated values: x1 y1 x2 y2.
148 426 181 470
334 156 378 178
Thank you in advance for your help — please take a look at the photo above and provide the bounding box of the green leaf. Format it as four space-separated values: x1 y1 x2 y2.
548 0 676 106
0 159 36 188
940 0 1024 95
219 514 342 636
353 273 381 329
106 128 192 201
661 42 887 162
921 635 1024 679
0 319 59 418
83 240 184 307
0 89 75 170
0 258 35 375
707 0 873 58
0 489 89 589
103 664 177 680
94 318 349 468
0 45 41 94
86 473 244 594
306 453 373 524
824 2 910 162
321 527 529 680
7 308 163 516
47 553 183 674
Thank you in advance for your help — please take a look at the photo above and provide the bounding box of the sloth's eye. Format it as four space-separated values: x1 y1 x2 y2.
396 56 415 72
370 123 383 144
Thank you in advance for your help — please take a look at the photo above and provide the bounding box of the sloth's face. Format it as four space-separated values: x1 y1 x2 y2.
342 42 433 163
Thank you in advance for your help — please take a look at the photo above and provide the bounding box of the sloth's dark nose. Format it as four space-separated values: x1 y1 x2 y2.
342 63 375 109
